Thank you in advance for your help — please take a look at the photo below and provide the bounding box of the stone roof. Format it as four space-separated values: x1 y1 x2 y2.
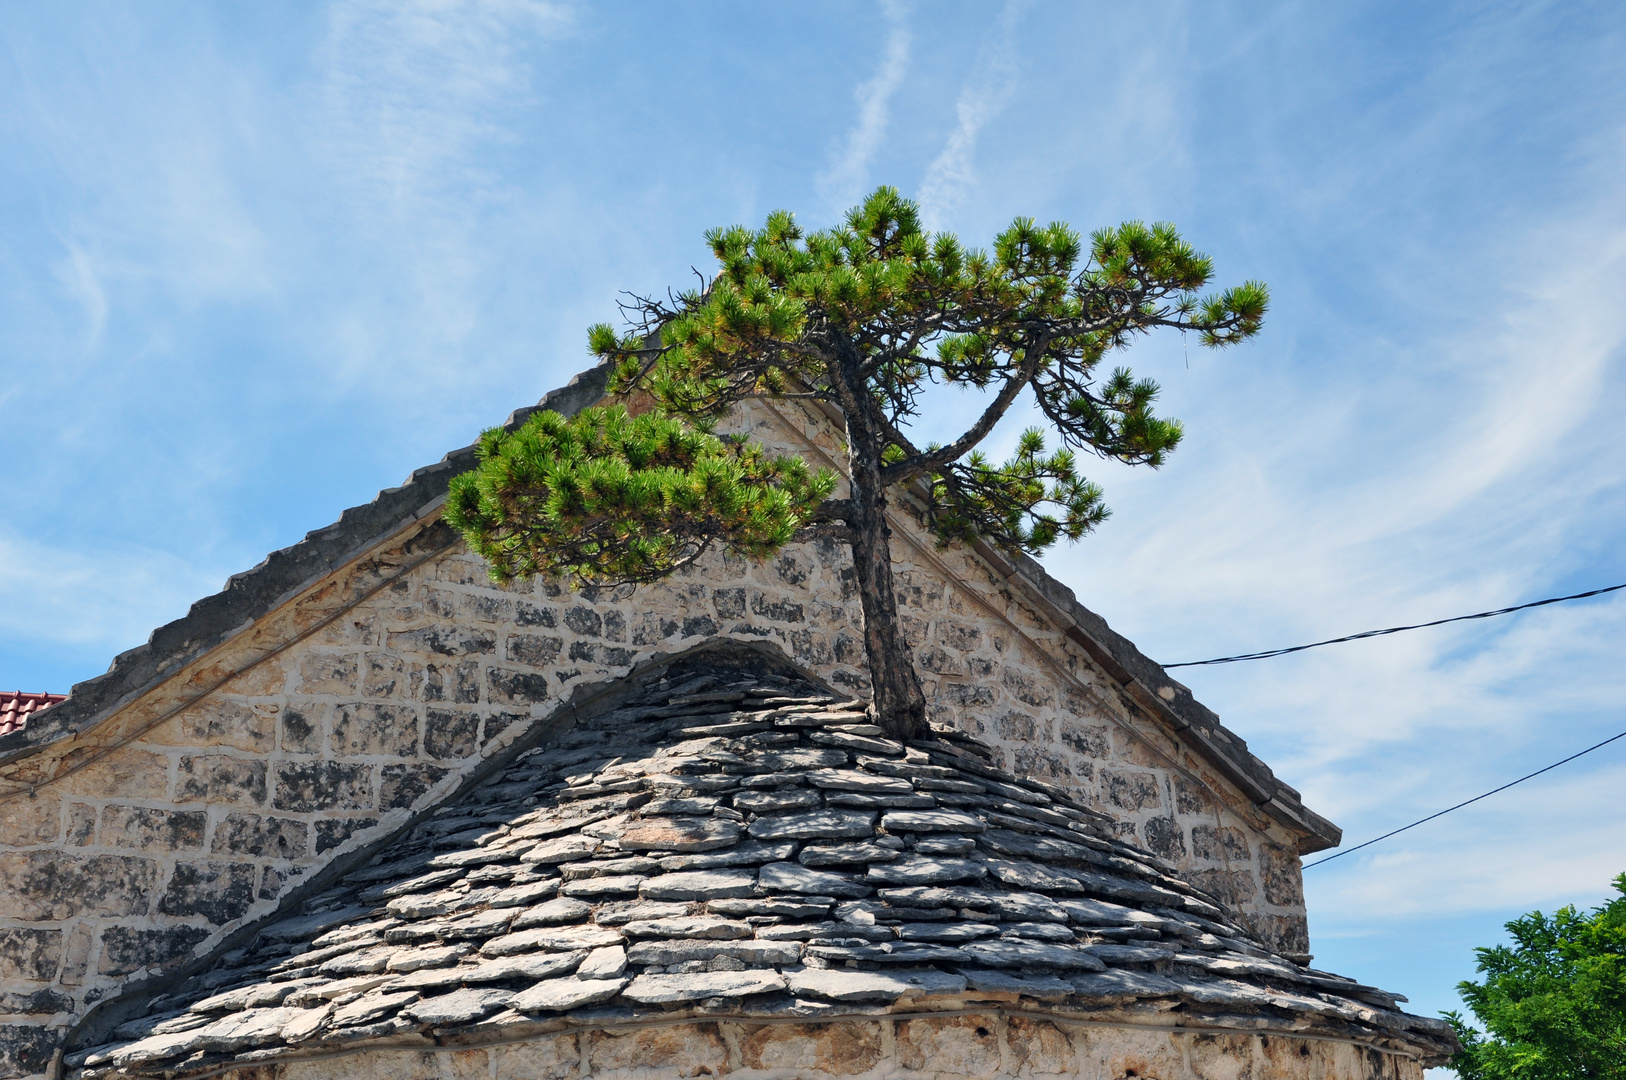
67 646 1455 1075
0 361 1339 851
0 691 63 737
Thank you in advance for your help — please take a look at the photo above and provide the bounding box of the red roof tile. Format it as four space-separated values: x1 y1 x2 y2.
0 692 65 738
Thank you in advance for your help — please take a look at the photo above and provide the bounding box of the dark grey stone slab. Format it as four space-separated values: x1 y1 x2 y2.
786 968 966 1002
959 939 1106 972
748 809 877 840
866 856 986 886
759 862 872 898
639 869 757 900
623 970 785 1004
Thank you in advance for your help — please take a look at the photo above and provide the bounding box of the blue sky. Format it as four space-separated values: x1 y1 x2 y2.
4 0 1624 1052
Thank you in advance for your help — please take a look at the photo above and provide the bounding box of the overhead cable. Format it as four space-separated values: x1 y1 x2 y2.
1162 582 1626 668
1303 727 1626 869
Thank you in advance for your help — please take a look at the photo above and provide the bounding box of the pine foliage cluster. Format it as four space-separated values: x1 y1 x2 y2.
591 187 1265 555
446 406 835 586
1447 873 1626 1080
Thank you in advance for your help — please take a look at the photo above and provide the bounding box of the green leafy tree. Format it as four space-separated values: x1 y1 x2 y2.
1446 873 1626 1079
448 186 1266 740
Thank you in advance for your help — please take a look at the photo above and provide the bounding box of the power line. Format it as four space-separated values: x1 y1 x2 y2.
1162 582 1626 668
1304 727 1626 870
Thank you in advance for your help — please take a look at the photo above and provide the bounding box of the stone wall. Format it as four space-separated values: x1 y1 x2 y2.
0 398 1313 1077
183 1015 1425 1080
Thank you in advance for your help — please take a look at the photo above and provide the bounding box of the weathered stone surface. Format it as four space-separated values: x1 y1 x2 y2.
158 860 258 924
211 812 308 859
461 950 585 983
273 760 371 812
657 840 795 871
805 768 914 794
625 939 801 967
576 945 627 980
511 976 626 1013
488 879 558 908
480 925 622 957
402 987 512 1025
708 896 835 919
510 897 591 928
959 968 1074 1000
588 1021 728 1077
732 788 821 813
866 855 987 885
0 798 60 847
98 925 211 976
1070 968 1182 998
786 968 967 1002
0 851 157 919
759 861 872 898
521 834 600 865
1087 942 1177 964
894 922 998 943
559 874 645 899
177 755 269 807
738 1020 885 1074
623 969 786 1004
0 928 61 981
330 989 417 1029
620 916 752 940
881 808 986 833
895 1014 1002 1075
380 762 450 809
748 809 876 840
640 868 756 900
960 939 1108 971
386 943 471 972
798 840 901 866
617 815 742 853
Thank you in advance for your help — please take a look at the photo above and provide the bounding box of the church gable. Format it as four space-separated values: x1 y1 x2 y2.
0 366 1338 1078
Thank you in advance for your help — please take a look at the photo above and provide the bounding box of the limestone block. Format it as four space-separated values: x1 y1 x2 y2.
280 706 324 754
1101 768 1161 811
273 761 372 812
1005 1015 1078 1077
895 1014 1002 1077
492 1033 579 1080
332 702 420 757
158 859 258 924
0 1024 57 1079
212 812 309 859
60 747 170 800
0 795 59 847
1194 824 1252 862
1258 842 1306 907
98 805 205 853
588 1022 728 1078
424 707 480 760
739 1020 885 1074
381 763 450 810
177 755 268 806
0 851 157 919
0 927 61 981
1188 1032 1257 1080
65 802 96 846
98 924 211 976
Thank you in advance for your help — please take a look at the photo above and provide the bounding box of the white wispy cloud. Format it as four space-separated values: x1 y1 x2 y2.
917 0 1023 231
313 0 574 390
815 0 911 217
0 531 227 655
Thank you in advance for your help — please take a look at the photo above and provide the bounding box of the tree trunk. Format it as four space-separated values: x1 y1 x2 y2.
832 348 929 743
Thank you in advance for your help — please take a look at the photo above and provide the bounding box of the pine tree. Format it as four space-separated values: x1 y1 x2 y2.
447 187 1267 741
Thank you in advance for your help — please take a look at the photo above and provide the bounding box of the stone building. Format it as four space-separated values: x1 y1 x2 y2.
0 364 1455 1078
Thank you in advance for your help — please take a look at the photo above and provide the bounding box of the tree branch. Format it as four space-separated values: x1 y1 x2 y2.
878 330 1053 486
